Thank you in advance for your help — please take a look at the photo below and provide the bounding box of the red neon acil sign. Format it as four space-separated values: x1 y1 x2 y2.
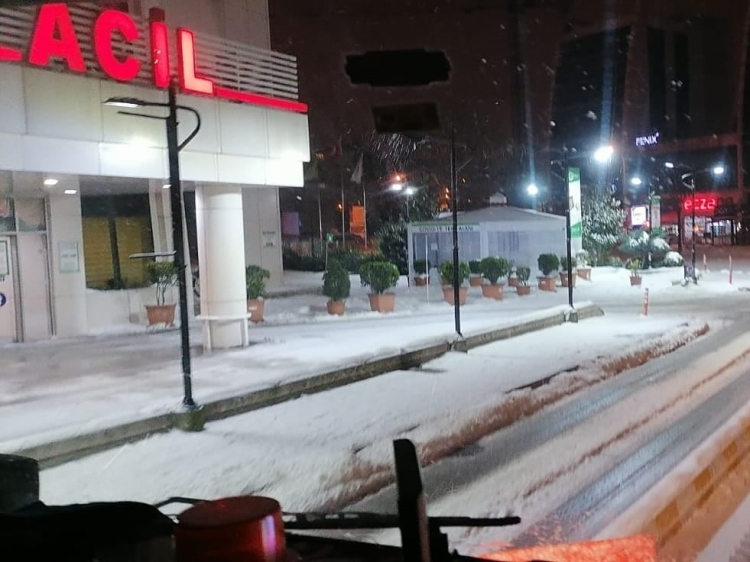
0 3 307 113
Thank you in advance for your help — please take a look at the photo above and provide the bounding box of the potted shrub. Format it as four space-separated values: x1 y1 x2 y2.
413 259 429 286
627 258 643 286
439 261 470 305
246 265 270 323
322 259 350 315
515 265 532 296
468 260 483 287
479 256 509 300
508 264 519 288
559 255 577 288
577 251 592 281
145 261 178 327
537 253 559 292
360 261 400 313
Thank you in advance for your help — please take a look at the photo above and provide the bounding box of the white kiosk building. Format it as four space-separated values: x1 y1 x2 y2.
0 0 309 348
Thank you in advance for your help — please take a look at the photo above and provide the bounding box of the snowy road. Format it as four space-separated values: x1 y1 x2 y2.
345 313 750 555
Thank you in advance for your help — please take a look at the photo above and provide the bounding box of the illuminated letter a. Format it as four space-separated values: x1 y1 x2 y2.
28 4 86 73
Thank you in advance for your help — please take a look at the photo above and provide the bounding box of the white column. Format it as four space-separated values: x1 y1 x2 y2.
196 184 246 349
47 176 87 337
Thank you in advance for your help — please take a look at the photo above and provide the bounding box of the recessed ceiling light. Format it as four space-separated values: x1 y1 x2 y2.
64 189 77 195
44 178 59 186
163 183 171 189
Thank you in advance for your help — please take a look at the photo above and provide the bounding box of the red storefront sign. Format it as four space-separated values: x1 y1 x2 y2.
682 194 717 215
0 3 307 113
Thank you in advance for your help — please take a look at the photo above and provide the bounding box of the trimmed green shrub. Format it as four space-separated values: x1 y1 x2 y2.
322 259 351 301
145 261 178 305
479 257 509 285
246 265 270 299
359 261 400 294
515 265 531 285
469 260 481 275
537 253 560 277
560 255 578 271
413 259 429 275
439 261 471 286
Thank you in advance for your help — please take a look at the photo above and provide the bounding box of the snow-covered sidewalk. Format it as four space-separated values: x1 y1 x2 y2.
40 314 706 514
0 284 577 453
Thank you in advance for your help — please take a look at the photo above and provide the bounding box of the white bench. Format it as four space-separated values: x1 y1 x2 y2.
196 308 256 352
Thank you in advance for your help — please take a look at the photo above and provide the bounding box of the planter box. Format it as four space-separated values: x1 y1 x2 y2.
326 300 346 315
469 276 484 287
481 284 503 300
442 286 468 306
508 277 519 288
516 285 531 296
630 276 643 286
538 277 557 292
146 304 176 327
577 267 592 281
368 293 396 313
247 299 265 323
414 276 428 287
560 272 577 288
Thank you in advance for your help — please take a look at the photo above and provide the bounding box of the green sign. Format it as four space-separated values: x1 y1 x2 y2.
326 233 334 244
568 167 583 254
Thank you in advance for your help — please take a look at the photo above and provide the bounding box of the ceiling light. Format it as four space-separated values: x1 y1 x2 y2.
44 178 58 187
64 189 77 195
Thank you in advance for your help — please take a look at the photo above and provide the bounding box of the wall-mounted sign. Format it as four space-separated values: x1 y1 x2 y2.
0 4 307 113
0 239 9 277
262 231 277 248
631 206 648 226
635 132 660 147
0 292 6 308
58 242 80 273
412 223 480 234
682 194 717 215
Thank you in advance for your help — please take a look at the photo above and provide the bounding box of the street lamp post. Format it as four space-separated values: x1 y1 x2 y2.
105 79 202 419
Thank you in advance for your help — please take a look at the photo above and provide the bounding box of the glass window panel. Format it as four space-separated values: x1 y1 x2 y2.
0 197 15 233
15 198 46 232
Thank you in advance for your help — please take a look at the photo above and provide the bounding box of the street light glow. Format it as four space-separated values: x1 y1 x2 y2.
593 145 614 163
527 183 539 196
712 165 725 176
390 183 404 191
630 177 643 186
405 187 415 196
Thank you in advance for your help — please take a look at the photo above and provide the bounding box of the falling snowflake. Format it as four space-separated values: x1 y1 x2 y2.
481 58 487 63
550 121 556 127
586 110 597 120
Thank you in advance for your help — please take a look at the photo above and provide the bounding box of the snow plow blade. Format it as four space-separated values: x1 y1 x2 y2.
480 535 657 562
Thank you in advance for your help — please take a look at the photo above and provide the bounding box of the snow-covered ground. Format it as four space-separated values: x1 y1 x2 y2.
2 265 746 452
40 314 708 513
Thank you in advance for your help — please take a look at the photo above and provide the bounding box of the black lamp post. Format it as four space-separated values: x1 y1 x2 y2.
105 79 202 413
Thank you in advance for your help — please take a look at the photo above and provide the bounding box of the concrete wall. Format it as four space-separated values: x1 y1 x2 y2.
86 285 179 331
243 188 283 287
0 66 308 188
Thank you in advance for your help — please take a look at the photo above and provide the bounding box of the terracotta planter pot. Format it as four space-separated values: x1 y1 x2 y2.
469 275 484 287
560 272 577 288
577 267 592 281
247 298 265 323
481 284 503 300
538 277 557 292
516 285 531 296
368 293 396 313
414 276 428 287
508 277 519 288
442 286 468 306
146 304 176 327
326 300 346 315
630 276 643 286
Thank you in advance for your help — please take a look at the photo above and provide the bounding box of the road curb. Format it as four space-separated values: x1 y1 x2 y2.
641 408 750 548
17 303 603 468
